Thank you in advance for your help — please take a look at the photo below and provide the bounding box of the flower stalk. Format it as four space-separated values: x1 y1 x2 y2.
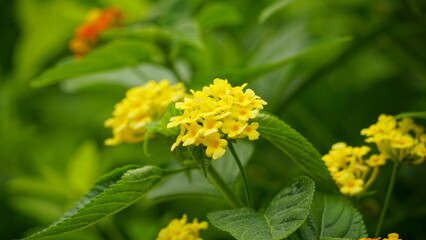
207 166 243 209
228 141 253 208
375 161 400 237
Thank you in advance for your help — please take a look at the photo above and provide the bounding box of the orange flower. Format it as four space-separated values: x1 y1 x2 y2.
69 7 123 58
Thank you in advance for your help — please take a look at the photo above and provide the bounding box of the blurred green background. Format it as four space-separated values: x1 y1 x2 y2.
1 0 426 239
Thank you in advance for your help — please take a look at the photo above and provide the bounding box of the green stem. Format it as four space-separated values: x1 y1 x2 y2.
228 142 253 208
374 161 400 237
208 166 243 209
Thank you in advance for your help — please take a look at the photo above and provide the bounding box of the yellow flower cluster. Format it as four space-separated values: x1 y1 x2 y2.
104 80 186 145
156 214 208 240
361 114 426 164
167 78 267 159
323 114 425 196
358 232 402 240
322 142 385 196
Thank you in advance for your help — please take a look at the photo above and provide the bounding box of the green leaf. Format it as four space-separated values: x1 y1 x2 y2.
60 63 177 93
196 2 242 31
148 141 254 200
14 0 89 81
208 176 315 240
224 36 352 84
143 103 181 155
22 165 171 239
256 112 335 187
104 19 204 49
288 193 367 240
31 40 158 88
168 20 204 49
66 140 99 194
259 0 296 23
395 111 426 120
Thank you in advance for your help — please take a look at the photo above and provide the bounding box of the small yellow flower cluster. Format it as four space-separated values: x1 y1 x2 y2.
324 114 425 196
361 114 426 164
167 78 267 159
322 142 385 196
104 80 186 145
156 214 208 240
358 233 402 240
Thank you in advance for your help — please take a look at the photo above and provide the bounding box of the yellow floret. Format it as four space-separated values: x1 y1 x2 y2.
168 78 267 159
340 177 364 196
104 80 186 145
156 214 208 240
203 132 228 160
384 233 402 240
366 154 386 167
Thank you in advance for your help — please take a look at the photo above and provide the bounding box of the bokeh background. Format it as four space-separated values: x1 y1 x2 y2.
1 0 426 239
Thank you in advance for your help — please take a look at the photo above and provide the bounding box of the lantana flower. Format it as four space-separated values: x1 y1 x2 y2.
361 114 426 164
358 233 402 240
322 142 384 196
69 7 123 58
156 214 208 240
104 80 186 146
168 78 267 159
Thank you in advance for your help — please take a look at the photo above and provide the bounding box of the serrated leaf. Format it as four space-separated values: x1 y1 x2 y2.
395 111 426 119
288 193 367 240
208 176 315 240
256 112 335 187
22 165 171 239
259 0 296 23
31 40 158 87
148 141 254 200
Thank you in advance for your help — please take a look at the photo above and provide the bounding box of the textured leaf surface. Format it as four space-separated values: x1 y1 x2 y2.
31 40 156 87
289 193 367 240
257 112 335 187
23 165 170 239
208 176 315 240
